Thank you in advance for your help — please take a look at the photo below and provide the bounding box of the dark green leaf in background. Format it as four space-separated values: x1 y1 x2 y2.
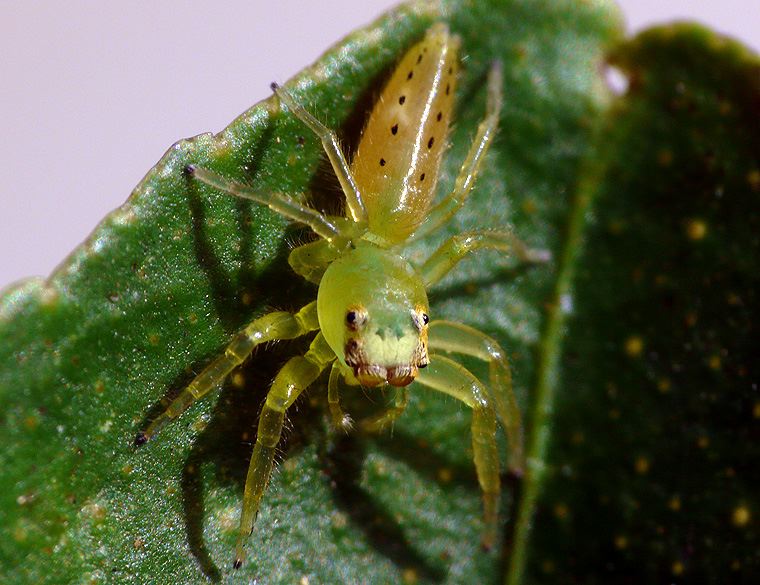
3 0 757 583
526 24 760 585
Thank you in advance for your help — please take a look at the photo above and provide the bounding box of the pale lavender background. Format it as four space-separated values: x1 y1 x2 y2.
1 1 758 288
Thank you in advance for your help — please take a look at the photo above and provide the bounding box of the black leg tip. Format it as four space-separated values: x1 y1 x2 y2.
184 163 197 176
134 432 148 447
233 559 243 569
270 81 279 92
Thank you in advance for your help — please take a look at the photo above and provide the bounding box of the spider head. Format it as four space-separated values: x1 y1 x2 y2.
317 245 429 387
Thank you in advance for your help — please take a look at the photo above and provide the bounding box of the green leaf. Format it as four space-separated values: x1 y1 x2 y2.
518 24 760 584
0 0 622 583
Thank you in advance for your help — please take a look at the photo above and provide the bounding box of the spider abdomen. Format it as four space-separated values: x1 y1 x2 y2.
351 23 459 243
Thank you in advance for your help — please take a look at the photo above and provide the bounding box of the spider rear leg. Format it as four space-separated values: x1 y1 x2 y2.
420 229 550 287
135 301 319 445
430 320 524 473
234 332 335 569
412 61 503 240
416 355 501 549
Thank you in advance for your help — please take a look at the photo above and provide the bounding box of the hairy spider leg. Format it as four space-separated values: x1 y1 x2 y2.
412 60 503 240
135 302 320 445
327 361 353 431
420 229 551 287
360 386 409 433
328 362 411 433
186 165 342 242
415 355 501 549
272 83 367 224
429 320 523 473
234 332 335 569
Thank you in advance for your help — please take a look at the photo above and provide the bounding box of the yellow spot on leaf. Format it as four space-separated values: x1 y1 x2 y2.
24 415 39 430
672 561 684 575
747 169 760 191
614 535 628 549
668 496 681 511
541 560 555 574
634 456 650 474
624 336 644 358
732 505 751 527
437 467 453 483
522 199 537 214
685 218 707 240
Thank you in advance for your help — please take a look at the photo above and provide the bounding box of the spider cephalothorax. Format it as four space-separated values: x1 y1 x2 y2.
317 244 429 387
137 23 547 569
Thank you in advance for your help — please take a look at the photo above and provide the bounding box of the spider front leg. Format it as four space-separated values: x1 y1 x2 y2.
359 386 409 433
235 332 335 569
186 165 343 242
271 83 367 224
415 355 501 549
135 301 319 445
327 362 409 433
327 361 353 431
430 320 523 473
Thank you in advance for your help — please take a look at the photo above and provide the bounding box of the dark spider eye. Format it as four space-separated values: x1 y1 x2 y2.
346 311 357 325
422 313 429 325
